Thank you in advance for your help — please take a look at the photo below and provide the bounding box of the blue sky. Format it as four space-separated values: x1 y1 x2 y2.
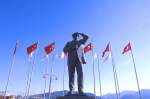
0 0 150 96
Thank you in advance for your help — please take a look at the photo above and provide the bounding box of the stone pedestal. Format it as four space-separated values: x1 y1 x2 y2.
56 95 95 99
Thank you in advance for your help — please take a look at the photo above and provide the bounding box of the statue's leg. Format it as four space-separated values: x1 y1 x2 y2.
76 61 83 93
68 63 75 92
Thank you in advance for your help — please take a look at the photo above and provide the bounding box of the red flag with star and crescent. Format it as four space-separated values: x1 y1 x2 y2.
27 42 38 55
122 42 132 54
44 42 55 55
13 41 19 56
84 43 93 53
102 43 110 57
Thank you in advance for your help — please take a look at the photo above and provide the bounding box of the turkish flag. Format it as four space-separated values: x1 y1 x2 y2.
122 42 132 54
27 42 38 55
102 43 110 57
84 43 93 53
44 42 55 55
13 41 19 56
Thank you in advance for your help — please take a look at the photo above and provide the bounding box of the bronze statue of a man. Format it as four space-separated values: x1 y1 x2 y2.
63 32 88 95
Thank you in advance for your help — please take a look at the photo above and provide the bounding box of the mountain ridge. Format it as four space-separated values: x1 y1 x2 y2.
29 89 150 99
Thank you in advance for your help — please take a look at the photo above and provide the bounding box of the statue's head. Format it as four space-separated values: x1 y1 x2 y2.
72 32 79 41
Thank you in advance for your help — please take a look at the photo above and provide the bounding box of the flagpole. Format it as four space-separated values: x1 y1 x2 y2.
111 51 121 99
26 51 37 99
110 44 120 99
48 54 54 99
43 56 49 99
97 55 102 99
24 55 35 99
130 49 142 99
91 44 96 97
24 60 31 99
3 55 16 99
24 56 35 99
3 42 19 99
62 56 66 96
43 75 47 99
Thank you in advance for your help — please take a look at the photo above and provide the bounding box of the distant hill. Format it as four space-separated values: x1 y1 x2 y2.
29 89 150 99
29 91 95 99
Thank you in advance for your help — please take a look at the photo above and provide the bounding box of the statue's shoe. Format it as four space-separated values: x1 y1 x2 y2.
78 92 86 96
65 91 73 96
